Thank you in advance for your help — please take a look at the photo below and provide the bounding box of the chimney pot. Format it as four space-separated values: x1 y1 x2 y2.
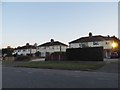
51 39 54 43
89 32 92 37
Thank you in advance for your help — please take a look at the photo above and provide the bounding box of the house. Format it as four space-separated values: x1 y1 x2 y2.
14 43 37 56
69 32 120 58
37 39 68 57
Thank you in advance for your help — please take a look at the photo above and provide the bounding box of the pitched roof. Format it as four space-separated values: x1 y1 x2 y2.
69 35 120 44
16 45 36 49
38 41 68 47
69 35 105 44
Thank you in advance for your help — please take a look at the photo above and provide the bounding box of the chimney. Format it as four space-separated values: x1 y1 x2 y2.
89 32 92 37
34 43 37 47
26 43 29 46
107 35 110 37
51 39 54 43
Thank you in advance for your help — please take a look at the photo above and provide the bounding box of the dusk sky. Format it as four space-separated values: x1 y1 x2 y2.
2 2 118 48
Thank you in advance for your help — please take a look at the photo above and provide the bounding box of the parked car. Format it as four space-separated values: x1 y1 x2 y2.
110 52 118 58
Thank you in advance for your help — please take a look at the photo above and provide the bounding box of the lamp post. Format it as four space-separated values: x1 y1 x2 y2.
59 44 61 61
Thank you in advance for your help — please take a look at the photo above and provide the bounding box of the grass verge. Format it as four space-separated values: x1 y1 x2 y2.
2 60 14 64
16 61 105 71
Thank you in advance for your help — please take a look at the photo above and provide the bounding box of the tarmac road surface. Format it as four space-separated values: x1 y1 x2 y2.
2 66 118 88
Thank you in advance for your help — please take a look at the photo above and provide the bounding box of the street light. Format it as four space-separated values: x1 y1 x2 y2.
59 44 61 61
111 42 118 49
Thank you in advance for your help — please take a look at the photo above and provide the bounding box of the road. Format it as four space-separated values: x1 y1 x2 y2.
0 61 2 90
2 66 118 88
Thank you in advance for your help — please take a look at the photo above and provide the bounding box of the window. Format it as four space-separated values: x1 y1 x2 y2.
106 42 109 44
52 46 54 49
57 46 60 49
81 44 87 48
41 52 45 57
46 52 49 56
93 41 99 45
79 44 81 46
41 47 46 49
23 49 26 52
81 43 88 48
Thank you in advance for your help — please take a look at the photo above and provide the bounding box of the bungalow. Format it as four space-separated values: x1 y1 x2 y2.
14 43 37 56
69 32 120 58
37 39 68 57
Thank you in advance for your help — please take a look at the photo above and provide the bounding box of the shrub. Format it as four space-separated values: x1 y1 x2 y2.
15 56 31 61
35 51 41 57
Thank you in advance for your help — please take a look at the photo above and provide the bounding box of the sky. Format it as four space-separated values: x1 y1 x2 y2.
0 2 2 49
2 2 118 48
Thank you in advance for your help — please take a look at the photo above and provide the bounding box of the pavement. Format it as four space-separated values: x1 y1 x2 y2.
94 59 119 73
30 58 45 62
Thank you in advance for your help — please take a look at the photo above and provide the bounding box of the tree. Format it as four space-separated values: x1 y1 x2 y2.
2 47 14 57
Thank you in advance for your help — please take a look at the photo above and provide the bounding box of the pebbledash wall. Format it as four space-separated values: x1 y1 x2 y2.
37 45 67 57
69 41 113 49
15 49 36 56
66 47 104 61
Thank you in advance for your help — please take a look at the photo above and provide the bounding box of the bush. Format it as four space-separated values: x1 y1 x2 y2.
35 51 41 57
6 53 13 57
15 56 31 61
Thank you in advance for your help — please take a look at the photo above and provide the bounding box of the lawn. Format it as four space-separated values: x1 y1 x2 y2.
2 60 14 64
16 61 105 71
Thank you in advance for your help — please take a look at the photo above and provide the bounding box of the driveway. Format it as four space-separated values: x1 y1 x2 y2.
94 59 119 73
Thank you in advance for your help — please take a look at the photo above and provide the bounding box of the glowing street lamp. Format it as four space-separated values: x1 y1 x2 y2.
111 42 118 49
